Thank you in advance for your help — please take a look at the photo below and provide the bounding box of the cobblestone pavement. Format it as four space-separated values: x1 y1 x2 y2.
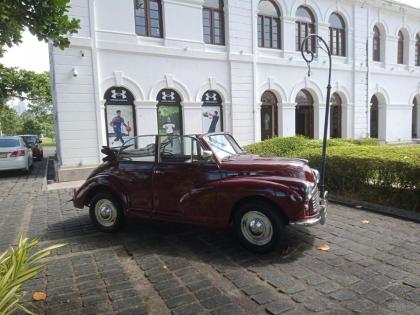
1 159 420 315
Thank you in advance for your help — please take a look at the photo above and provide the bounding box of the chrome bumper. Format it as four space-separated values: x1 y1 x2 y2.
289 198 328 227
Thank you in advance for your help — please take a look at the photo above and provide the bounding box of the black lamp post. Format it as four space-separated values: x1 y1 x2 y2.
300 34 332 198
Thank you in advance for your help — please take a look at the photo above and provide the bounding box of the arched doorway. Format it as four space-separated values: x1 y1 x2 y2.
202 90 223 133
104 86 136 148
295 89 314 138
370 95 379 138
156 89 183 136
330 93 342 138
261 91 278 140
413 97 418 139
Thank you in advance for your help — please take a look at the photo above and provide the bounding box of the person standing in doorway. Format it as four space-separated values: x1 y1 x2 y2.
207 111 220 133
162 117 176 148
110 110 128 145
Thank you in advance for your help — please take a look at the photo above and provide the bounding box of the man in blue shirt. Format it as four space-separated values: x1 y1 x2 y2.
110 110 128 145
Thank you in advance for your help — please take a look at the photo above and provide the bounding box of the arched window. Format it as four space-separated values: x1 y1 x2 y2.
260 91 278 140
157 89 183 136
295 89 314 138
397 30 404 64
329 13 346 56
203 0 225 45
413 97 418 139
296 6 316 52
373 26 381 62
104 87 136 148
330 93 342 138
257 0 281 49
135 0 163 38
416 34 420 67
202 91 223 133
370 95 379 138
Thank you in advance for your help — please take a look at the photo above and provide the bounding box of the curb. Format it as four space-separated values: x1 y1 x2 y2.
329 195 420 224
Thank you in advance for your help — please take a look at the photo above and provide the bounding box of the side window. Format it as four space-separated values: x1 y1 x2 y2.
159 136 205 163
119 136 156 162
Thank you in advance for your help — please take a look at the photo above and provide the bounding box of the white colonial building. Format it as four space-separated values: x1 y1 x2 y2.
50 0 420 180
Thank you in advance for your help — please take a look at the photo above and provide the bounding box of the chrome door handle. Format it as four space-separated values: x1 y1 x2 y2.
154 170 164 175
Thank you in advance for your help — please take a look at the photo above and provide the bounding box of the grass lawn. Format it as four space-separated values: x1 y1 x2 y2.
41 137 56 147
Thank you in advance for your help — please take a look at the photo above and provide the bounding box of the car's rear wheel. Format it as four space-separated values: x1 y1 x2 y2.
234 200 287 253
89 193 125 232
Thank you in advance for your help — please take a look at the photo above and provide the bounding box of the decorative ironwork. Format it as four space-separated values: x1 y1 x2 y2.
300 34 332 197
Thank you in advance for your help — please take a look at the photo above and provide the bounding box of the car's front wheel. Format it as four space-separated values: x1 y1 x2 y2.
234 201 287 253
89 193 125 232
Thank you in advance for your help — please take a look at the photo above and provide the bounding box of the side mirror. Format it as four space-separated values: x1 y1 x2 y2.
38 140 42 144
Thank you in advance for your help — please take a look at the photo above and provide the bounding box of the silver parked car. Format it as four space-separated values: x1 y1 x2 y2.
0 136 33 173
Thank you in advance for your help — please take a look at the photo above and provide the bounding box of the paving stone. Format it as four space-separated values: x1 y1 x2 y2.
404 278 420 288
186 279 212 291
165 294 196 309
345 298 376 313
210 303 243 315
315 281 341 294
329 288 358 302
304 298 333 312
159 286 189 300
384 298 417 313
265 299 295 315
364 288 393 304
194 287 221 301
172 302 206 315
251 289 279 305
201 295 231 310
350 281 376 294
242 284 266 296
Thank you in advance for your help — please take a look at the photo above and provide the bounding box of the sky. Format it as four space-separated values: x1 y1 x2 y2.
1 0 419 73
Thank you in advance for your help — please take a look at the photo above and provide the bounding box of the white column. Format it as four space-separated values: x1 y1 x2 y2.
135 101 158 135
408 39 416 69
282 17 296 55
316 104 327 140
100 100 107 146
343 103 354 139
255 102 262 142
223 102 232 133
279 102 295 137
182 102 203 135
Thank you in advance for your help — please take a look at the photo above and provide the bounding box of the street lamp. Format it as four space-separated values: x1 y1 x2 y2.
300 34 332 198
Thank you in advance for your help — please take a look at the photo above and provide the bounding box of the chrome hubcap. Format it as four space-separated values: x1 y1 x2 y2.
95 199 117 227
241 211 273 246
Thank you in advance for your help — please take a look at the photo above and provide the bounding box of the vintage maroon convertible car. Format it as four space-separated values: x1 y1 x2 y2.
73 133 327 252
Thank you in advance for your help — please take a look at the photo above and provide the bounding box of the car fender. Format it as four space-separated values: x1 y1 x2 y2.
73 175 129 211
216 176 305 225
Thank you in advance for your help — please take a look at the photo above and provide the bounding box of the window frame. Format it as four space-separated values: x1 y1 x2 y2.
134 0 164 38
295 6 316 52
397 30 404 65
373 26 381 62
157 135 207 164
257 0 281 49
203 0 225 46
328 13 346 57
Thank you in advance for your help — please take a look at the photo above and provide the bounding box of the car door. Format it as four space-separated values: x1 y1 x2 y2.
152 135 221 224
116 135 156 214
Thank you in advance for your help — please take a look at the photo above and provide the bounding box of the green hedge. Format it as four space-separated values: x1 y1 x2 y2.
245 137 420 212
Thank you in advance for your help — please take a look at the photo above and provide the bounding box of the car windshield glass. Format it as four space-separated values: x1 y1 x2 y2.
21 136 37 144
0 139 20 148
205 134 243 160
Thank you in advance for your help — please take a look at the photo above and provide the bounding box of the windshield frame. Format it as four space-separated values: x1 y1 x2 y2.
202 133 244 161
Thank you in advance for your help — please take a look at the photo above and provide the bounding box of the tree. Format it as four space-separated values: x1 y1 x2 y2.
0 0 80 57
0 65 51 105
0 66 54 138
0 106 22 135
